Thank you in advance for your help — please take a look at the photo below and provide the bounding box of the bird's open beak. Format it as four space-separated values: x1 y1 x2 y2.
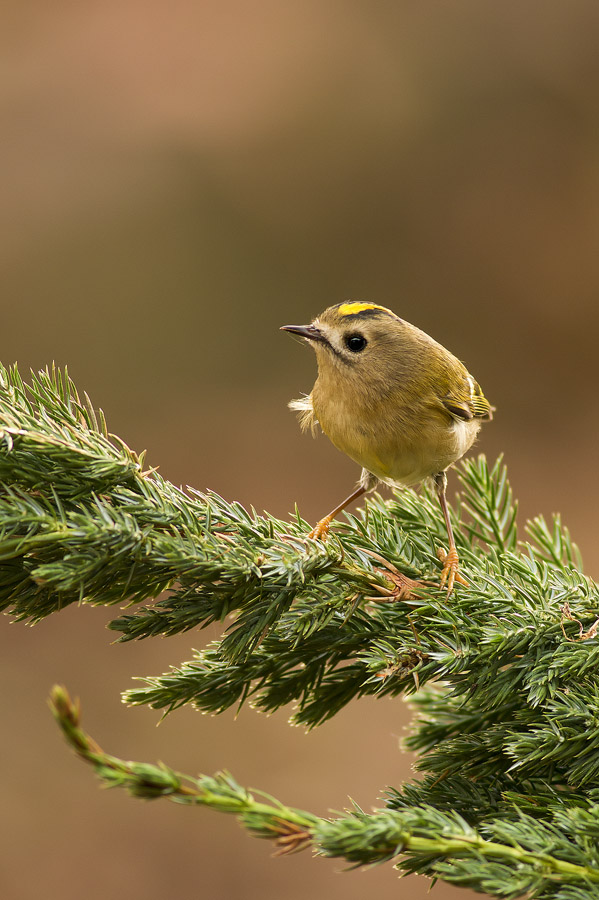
280 323 326 343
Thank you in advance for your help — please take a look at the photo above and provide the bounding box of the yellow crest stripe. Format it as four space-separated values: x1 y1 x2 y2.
338 302 392 317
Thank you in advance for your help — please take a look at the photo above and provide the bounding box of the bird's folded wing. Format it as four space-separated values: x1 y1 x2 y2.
442 376 493 422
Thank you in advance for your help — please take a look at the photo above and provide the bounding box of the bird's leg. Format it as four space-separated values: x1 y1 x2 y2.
308 485 368 540
309 478 424 601
434 471 468 595
308 470 377 540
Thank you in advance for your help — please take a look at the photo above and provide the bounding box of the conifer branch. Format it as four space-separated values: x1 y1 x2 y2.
2 363 599 898
51 686 599 898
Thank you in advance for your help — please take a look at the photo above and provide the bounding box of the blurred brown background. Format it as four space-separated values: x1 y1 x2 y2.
2 2 599 899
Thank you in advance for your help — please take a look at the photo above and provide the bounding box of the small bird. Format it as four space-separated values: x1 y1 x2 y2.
281 302 493 594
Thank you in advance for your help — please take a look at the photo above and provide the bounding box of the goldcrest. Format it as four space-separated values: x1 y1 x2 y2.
281 301 493 594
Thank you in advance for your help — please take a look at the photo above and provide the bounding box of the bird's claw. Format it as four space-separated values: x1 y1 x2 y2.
364 550 431 602
437 546 468 595
308 517 332 541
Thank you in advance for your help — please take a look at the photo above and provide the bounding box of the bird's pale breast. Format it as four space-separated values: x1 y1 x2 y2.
314 390 480 486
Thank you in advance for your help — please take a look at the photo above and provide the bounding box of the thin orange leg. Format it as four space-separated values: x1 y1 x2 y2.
434 472 468 595
308 484 368 540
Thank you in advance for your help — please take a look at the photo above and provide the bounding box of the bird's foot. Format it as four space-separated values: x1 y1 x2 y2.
437 546 468 595
364 551 431 602
308 517 332 541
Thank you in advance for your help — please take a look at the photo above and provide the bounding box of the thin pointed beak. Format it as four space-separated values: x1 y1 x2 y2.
280 324 326 343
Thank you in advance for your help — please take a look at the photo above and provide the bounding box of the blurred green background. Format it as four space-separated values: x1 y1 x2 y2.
2 3 599 899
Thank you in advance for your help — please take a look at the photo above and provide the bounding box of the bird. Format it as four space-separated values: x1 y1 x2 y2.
281 301 493 594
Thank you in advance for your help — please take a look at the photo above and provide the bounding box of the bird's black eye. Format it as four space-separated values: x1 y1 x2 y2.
344 333 367 353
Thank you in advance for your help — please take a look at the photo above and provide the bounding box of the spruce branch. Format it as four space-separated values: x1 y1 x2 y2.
50 686 599 898
1 364 597 737
3 363 599 897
